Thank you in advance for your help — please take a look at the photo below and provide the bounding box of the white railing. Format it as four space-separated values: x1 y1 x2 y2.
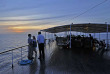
0 45 28 69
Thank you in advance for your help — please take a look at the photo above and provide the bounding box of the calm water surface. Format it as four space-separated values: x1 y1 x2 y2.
0 34 27 52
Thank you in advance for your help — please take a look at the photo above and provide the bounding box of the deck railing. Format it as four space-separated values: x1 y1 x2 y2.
0 45 28 69
104 39 110 49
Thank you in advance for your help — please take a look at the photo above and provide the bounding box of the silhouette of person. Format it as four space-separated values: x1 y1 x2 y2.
28 34 34 60
37 32 45 59
32 36 37 55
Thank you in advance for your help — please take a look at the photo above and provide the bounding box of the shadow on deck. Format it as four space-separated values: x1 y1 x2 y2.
3 41 110 74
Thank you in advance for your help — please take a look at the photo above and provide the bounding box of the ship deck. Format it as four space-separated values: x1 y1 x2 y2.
3 41 110 74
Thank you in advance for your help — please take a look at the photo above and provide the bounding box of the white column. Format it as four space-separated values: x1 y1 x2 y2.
99 32 100 41
106 22 108 50
45 32 46 44
80 32 81 35
45 32 46 39
53 33 54 40
94 33 95 38
70 23 72 48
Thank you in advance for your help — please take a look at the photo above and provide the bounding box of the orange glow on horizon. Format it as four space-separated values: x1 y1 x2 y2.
14 30 25 33
8 25 55 33
8 28 25 33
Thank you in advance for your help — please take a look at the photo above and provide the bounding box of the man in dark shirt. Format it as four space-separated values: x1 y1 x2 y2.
37 32 45 59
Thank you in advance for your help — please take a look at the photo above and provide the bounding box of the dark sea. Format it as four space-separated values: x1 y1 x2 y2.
0 33 109 73
0 34 27 52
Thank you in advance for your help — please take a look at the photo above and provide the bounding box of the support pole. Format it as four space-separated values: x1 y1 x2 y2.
48 33 49 43
53 33 55 40
12 50 13 69
85 33 86 36
70 23 72 48
106 22 108 50
99 32 100 41
77 32 78 35
45 32 46 39
48 32 49 39
68 31 69 36
94 33 95 38
80 32 81 36
45 32 46 45
85 33 87 36
21 47 22 61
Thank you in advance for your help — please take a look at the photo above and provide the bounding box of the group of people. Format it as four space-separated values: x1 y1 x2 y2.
28 32 45 60
56 33 107 54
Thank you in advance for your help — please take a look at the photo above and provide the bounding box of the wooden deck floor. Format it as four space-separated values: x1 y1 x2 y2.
3 41 110 74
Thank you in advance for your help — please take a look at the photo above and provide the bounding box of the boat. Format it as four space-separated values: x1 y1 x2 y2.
0 23 110 74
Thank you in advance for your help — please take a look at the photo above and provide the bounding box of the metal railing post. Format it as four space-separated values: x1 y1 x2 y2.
105 22 108 50
0 45 28 69
12 50 13 68
70 23 72 48
21 47 22 61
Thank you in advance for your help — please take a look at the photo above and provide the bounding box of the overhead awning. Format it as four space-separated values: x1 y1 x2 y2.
41 23 110 33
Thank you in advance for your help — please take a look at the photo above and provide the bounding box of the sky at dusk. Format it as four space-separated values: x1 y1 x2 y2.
0 0 110 34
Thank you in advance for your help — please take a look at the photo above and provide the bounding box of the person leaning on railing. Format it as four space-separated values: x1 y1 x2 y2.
32 36 37 55
28 34 34 60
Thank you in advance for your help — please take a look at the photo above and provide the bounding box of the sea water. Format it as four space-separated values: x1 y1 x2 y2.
0 34 27 52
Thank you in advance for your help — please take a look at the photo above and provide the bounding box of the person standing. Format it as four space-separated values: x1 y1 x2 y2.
37 32 45 59
28 34 34 60
32 36 37 54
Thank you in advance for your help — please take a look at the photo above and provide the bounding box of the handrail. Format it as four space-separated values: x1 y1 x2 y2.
0 45 28 54
0 44 29 69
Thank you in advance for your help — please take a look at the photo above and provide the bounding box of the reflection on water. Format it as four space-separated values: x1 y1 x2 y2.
29 55 38 74
39 58 46 74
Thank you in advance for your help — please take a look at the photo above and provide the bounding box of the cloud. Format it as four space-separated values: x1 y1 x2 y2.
0 14 74 22
0 21 31 26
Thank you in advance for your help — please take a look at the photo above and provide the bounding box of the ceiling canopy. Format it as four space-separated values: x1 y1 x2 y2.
41 23 110 33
